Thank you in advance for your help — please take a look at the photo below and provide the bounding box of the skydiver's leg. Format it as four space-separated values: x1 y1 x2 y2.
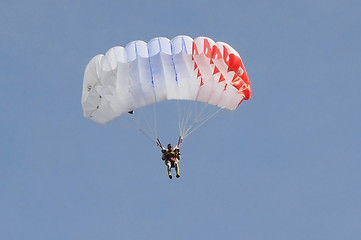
165 161 172 179
175 161 180 178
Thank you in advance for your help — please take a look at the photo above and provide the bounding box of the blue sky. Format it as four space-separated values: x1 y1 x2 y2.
1 0 360 239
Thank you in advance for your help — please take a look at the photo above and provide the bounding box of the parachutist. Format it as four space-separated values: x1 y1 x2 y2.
161 143 181 179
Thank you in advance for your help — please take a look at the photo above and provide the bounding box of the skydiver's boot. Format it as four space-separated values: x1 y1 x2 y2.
175 162 180 178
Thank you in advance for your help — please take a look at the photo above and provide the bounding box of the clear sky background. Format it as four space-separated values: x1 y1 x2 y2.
1 0 360 239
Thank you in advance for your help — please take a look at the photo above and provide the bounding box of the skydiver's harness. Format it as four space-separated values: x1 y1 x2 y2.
162 149 179 162
157 137 182 167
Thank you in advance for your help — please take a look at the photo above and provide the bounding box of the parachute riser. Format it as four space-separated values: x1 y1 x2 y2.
156 138 163 149
156 136 183 149
177 136 183 148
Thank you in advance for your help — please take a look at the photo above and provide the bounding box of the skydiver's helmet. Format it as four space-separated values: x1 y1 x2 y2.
167 144 172 150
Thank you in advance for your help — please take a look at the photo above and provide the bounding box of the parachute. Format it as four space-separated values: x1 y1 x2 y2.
81 35 251 143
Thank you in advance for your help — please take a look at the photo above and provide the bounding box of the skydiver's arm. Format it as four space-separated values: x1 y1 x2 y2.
174 148 180 160
161 148 166 160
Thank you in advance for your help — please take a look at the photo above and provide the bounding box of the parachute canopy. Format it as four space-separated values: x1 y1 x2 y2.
82 35 251 124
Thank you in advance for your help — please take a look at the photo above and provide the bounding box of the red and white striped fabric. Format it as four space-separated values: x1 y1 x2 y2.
82 35 251 124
